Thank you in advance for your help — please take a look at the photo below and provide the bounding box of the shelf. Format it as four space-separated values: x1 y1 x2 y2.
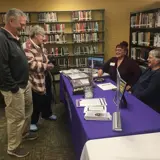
53 53 104 58
20 9 105 14
0 9 105 70
19 31 105 36
44 40 104 45
130 27 160 32
131 44 155 49
73 40 104 44
130 8 159 15
0 20 104 26
136 59 148 66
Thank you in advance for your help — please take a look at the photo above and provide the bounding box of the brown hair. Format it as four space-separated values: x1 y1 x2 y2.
116 44 126 50
116 41 128 55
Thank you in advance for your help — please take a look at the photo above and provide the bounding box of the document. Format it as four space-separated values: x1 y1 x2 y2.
68 73 89 80
84 111 112 121
97 83 117 91
76 98 107 107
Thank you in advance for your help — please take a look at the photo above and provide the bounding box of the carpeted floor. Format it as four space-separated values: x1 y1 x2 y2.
0 102 75 160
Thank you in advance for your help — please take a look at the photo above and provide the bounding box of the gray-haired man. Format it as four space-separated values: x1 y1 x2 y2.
0 8 37 158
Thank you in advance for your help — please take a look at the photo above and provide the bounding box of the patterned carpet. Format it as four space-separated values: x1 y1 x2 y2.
0 102 75 160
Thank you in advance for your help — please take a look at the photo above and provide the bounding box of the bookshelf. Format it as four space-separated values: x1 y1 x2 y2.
129 8 160 69
0 9 105 69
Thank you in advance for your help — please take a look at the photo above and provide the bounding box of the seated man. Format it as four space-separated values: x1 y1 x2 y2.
132 48 160 113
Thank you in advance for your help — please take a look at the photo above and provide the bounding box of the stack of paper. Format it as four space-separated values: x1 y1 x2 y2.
97 83 117 91
84 105 107 114
71 78 90 88
60 69 80 76
76 98 107 107
68 73 89 80
84 111 112 121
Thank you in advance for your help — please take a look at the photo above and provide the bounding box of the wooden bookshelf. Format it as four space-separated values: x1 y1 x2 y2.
0 9 105 69
129 8 160 69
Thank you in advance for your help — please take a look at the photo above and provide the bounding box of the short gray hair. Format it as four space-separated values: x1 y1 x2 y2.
5 8 27 24
29 25 45 38
149 48 160 61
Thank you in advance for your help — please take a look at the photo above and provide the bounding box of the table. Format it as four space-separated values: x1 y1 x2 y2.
80 132 160 160
60 74 160 159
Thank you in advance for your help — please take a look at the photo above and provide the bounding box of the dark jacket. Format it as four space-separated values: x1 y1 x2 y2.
132 68 160 113
102 56 141 86
0 28 29 93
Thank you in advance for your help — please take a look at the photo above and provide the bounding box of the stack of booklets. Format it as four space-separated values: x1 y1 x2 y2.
68 72 89 80
60 69 80 76
76 98 112 121
97 83 117 91
85 111 112 121
71 78 90 88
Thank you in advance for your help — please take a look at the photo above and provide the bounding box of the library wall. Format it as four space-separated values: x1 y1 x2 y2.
0 0 158 60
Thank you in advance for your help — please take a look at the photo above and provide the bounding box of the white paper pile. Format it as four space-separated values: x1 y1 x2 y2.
68 73 89 80
84 111 112 121
97 83 117 91
76 98 107 107
60 69 80 76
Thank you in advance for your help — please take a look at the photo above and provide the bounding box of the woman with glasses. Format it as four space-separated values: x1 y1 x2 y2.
23 25 57 132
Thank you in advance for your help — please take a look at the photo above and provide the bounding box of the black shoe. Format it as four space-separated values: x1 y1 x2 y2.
7 147 29 158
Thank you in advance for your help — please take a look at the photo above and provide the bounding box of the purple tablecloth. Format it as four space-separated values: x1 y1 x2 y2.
60 74 160 159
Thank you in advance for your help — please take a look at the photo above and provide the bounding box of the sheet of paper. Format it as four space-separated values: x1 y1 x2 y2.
78 98 107 107
97 83 117 90
69 73 88 80
80 79 90 85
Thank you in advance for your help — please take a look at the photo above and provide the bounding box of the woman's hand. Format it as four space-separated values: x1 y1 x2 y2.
98 69 103 77
47 63 54 70
126 85 131 91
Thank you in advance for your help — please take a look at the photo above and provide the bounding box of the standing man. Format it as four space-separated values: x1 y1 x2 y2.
0 8 37 158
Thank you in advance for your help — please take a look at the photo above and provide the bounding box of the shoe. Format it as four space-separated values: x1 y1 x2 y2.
48 114 57 120
30 124 38 132
23 132 38 141
7 147 29 158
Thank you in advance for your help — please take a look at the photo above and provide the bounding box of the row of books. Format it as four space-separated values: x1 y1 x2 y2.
131 47 150 61
45 34 66 44
73 22 99 32
38 12 57 22
73 33 98 42
132 32 160 47
131 11 160 28
49 45 99 56
20 25 32 35
73 58 88 67
20 24 65 35
74 45 98 55
50 47 69 56
72 11 92 21
44 24 65 33
55 58 88 68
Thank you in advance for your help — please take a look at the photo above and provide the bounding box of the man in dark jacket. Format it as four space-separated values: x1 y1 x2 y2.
0 8 37 158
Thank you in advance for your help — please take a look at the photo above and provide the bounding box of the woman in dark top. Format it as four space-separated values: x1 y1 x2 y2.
132 48 160 113
98 43 141 90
